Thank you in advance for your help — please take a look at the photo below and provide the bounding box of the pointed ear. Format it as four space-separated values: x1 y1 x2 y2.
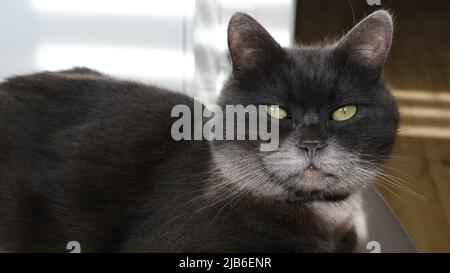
336 10 393 70
227 12 284 73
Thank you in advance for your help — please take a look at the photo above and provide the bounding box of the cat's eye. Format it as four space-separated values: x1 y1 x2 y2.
332 105 357 121
264 105 288 119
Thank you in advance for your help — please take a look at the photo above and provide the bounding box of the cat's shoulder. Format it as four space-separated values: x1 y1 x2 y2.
0 67 198 145
1 67 108 90
0 67 196 107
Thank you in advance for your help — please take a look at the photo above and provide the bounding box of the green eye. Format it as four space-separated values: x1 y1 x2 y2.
264 105 288 119
332 105 357 121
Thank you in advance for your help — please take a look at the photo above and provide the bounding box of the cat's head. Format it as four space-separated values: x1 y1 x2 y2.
212 11 399 203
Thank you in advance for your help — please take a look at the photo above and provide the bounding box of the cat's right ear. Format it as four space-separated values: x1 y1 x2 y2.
227 12 284 74
336 10 393 72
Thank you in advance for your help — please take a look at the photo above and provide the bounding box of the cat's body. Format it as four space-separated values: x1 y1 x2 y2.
0 68 203 252
0 11 398 252
0 68 362 252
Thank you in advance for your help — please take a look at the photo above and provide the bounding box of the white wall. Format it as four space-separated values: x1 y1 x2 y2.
0 0 296 97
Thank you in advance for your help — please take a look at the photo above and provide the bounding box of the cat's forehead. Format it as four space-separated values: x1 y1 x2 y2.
286 47 339 98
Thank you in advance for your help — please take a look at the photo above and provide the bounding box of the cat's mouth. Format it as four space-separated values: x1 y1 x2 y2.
300 165 336 179
283 164 341 194
264 161 338 187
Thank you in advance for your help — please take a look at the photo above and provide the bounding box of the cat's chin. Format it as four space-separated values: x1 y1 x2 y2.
252 184 352 204
284 166 340 191
248 175 354 204
285 188 352 204
266 168 356 203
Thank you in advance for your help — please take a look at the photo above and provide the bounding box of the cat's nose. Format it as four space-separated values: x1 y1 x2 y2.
299 140 327 160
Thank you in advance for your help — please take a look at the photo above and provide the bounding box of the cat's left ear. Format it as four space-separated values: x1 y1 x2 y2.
228 12 284 74
336 10 393 71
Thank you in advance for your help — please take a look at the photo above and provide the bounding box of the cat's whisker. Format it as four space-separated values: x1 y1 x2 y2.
356 161 427 198
370 182 410 206
356 165 423 198
374 170 422 192
374 176 425 200
355 163 450 213
182 165 269 219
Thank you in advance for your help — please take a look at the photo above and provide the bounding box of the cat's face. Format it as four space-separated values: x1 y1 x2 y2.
213 11 399 203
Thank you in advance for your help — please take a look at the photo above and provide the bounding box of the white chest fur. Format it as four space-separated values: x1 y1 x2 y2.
307 192 368 250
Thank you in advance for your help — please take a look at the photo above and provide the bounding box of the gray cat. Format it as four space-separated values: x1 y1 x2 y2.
0 10 398 252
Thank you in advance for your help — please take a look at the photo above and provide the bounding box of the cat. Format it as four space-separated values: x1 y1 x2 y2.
0 10 398 252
